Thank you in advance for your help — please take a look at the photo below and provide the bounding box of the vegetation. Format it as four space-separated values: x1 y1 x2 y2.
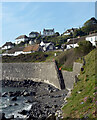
2 51 61 63
73 17 97 38
74 41 94 55
62 48 97 119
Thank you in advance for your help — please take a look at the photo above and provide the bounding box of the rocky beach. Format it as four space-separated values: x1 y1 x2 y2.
0 80 68 120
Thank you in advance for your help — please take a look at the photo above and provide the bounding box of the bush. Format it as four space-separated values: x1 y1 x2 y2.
74 41 94 55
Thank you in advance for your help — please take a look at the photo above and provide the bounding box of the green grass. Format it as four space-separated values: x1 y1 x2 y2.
62 48 97 119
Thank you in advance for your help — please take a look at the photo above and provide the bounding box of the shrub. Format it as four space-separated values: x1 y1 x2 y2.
74 41 94 55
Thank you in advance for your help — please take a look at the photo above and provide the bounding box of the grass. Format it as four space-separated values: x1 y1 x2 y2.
62 48 97 119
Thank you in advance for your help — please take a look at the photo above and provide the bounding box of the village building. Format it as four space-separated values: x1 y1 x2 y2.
43 29 55 36
85 33 97 46
63 28 77 36
29 32 40 38
23 44 42 53
29 40 35 45
2 42 14 50
15 35 28 45
40 41 55 52
66 37 85 50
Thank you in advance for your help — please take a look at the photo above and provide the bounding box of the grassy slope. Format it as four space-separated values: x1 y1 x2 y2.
62 48 96 119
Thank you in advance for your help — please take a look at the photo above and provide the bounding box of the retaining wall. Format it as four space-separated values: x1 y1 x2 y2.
62 62 83 90
1 62 83 90
2 62 62 89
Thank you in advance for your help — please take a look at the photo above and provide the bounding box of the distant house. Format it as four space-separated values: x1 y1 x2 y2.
15 35 28 44
85 33 97 46
29 40 35 45
29 32 40 38
23 44 41 53
2 42 14 50
66 37 85 50
43 29 55 36
5 47 25 56
40 41 55 52
63 28 77 36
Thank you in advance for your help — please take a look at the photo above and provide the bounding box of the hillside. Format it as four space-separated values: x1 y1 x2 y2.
62 48 96 119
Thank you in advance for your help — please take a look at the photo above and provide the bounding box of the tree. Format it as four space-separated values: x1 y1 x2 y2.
55 32 60 36
74 41 94 55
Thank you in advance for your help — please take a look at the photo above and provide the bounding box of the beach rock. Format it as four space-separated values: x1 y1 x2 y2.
2 92 8 97
11 96 17 101
8 115 14 119
18 110 28 115
45 113 56 120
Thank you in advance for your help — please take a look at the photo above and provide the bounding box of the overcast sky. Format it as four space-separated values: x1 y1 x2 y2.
2 2 95 46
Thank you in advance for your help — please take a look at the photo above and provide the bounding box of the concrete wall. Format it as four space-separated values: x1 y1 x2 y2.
62 62 83 90
1 62 83 90
2 62 62 89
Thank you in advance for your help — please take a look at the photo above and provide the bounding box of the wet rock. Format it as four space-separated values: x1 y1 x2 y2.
11 96 17 101
18 110 28 115
2 92 8 97
46 113 56 120
1 113 7 120
8 115 14 119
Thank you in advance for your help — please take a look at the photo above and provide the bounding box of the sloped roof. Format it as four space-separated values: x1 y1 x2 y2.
87 33 97 37
66 36 85 45
64 28 77 34
23 44 40 52
43 29 54 32
29 32 39 35
15 35 28 40
8 47 25 54
2 42 14 47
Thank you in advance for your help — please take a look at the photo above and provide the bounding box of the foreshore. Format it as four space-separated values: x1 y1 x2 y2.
0 80 68 120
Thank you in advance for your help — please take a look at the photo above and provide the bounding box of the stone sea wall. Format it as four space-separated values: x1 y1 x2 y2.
1 62 83 90
2 62 62 89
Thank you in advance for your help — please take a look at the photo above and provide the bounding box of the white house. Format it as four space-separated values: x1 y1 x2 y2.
66 43 79 49
85 33 97 46
15 35 28 45
43 29 55 36
63 28 77 36
40 41 55 51
2 42 14 50
29 32 40 38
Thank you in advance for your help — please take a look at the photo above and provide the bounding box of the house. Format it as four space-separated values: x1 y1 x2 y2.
29 32 40 38
29 40 35 45
66 37 85 50
2 42 14 50
85 33 97 46
23 44 42 53
15 35 28 45
40 41 55 52
63 28 77 36
43 28 55 36
6 47 25 56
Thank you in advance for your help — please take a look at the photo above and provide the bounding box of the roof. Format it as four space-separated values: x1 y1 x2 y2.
66 36 85 45
29 32 39 35
64 28 77 34
86 33 97 37
15 35 28 40
23 44 40 52
8 47 25 54
43 29 54 32
2 42 14 47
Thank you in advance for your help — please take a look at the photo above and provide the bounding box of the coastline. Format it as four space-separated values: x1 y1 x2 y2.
0 80 68 120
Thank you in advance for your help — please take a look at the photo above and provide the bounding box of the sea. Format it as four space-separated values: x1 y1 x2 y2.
0 86 32 119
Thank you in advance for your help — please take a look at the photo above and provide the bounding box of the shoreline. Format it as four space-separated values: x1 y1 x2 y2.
0 80 68 120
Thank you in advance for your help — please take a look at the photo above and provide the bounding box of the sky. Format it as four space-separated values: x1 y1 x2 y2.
1 2 95 46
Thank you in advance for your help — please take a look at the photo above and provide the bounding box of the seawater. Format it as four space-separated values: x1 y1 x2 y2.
0 87 32 119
